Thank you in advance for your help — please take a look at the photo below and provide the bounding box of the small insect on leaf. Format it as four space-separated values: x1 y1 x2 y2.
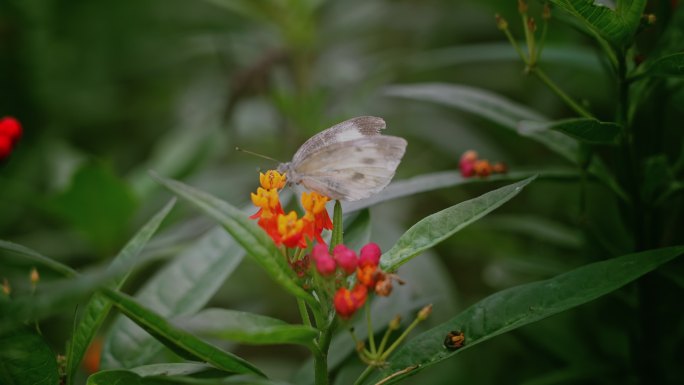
443 330 465 350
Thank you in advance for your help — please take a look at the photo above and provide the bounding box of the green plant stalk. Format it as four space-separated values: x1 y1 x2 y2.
537 18 548 61
365 302 377 355
531 67 594 119
376 323 394 354
353 365 376 385
298 298 312 327
379 317 422 360
502 29 528 65
521 13 537 66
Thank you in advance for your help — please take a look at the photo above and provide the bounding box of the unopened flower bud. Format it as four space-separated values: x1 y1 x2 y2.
474 160 492 177
518 0 528 14
417 304 433 321
527 17 537 33
492 162 508 174
30 267 39 286
2 278 10 296
495 14 509 31
645 14 656 24
543 3 551 20
389 315 401 330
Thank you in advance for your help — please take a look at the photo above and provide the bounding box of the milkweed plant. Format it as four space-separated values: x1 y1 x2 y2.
1 1 683 385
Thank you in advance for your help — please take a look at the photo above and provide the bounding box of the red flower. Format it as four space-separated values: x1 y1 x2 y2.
0 136 11 160
334 284 368 319
0 117 22 145
459 150 478 177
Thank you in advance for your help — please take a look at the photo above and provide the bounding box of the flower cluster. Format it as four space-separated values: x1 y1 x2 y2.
315 242 399 319
250 170 333 248
459 150 507 178
0 117 22 161
249 171 398 320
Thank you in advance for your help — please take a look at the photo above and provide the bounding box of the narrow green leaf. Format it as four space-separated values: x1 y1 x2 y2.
150 173 318 311
521 118 622 145
101 288 264 377
643 52 684 78
87 363 224 385
374 246 684 384
102 226 245 369
385 83 629 202
174 308 317 346
0 240 77 277
0 328 59 385
381 177 535 271
343 170 575 213
66 200 176 385
385 83 545 129
87 370 290 385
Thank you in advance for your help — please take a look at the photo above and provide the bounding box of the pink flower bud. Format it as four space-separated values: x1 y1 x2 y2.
312 243 336 276
333 244 358 275
359 242 381 267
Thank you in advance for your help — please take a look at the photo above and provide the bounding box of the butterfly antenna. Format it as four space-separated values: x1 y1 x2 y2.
235 147 282 163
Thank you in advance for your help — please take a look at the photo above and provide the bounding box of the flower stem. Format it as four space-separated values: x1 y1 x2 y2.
365 302 377 354
298 298 312 327
379 317 422 360
353 365 375 385
531 67 595 119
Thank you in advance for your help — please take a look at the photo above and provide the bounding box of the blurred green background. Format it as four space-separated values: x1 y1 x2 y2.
1 0 683 384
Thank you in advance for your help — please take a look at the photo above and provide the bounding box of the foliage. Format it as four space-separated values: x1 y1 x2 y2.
1 0 683 384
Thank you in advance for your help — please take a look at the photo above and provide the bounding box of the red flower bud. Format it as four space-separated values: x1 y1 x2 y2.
359 242 381 267
0 117 22 144
312 244 336 276
333 244 358 275
0 136 11 160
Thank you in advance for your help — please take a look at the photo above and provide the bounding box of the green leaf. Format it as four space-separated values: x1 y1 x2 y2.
50 162 138 254
521 118 622 145
385 83 545 129
642 52 684 78
87 363 225 385
174 308 317 347
101 288 264 376
381 177 536 272
374 246 684 384
385 83 630 202
150 173 318 311
66 200 176 385
0 240 78 278
87 370 290 385
343 170 575 213
549 0 646 47
0 328 59 385
102 226 245 369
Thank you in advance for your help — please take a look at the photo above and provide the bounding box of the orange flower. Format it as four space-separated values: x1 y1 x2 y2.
357 263 380 288
301 191 333 243
250 187 284 240
277 211 307 248
260 170 287 190
334 284 368 319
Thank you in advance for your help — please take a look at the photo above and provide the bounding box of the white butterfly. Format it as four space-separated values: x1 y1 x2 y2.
277 116 407 202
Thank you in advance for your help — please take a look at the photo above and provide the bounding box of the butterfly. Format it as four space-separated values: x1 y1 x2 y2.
277 116 407 202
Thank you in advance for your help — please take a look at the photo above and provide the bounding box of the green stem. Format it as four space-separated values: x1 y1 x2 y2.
521 14 536 65
313 313 336 385
379 317 421 360
353 365 376 385
531 67 595 119
502 29 528 65
298 299 312 327
365 302 377 354
376 324 394 354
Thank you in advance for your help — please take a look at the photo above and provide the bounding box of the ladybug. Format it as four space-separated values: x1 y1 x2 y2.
443 330 465 350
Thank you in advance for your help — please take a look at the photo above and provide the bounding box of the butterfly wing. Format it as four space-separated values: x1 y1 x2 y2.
291 116 386 165
292 136 407 201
